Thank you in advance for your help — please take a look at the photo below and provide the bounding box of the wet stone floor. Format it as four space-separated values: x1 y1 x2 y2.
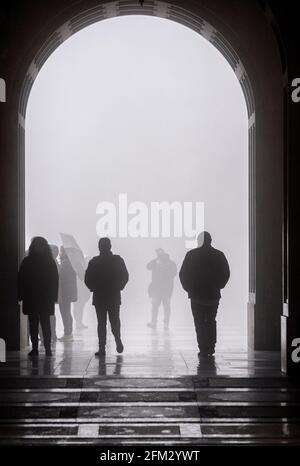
0 327 299 445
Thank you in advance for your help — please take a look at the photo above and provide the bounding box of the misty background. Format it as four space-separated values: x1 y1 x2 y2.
25 16 248 347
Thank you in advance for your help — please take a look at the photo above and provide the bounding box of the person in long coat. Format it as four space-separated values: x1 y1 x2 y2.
58 246 78 340
18 237 59 357
73 256 91 330
38 244 60 345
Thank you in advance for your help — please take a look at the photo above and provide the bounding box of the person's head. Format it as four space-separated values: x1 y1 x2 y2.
50 244 59 259
197 231 212 247
98 237 112 253
161 252 170 262
156 248 165 259
29 237 52 258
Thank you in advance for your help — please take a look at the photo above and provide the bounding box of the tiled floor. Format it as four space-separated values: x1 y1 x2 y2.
0 327 299 445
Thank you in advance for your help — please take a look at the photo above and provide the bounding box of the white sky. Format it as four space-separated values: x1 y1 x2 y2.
26 16 248 340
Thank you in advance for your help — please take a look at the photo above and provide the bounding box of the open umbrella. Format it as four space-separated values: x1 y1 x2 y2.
59 233 86 281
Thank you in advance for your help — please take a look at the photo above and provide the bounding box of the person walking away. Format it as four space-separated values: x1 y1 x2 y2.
179 231 230 357
18 237 58 357
85 238 129 356
49 244 60 341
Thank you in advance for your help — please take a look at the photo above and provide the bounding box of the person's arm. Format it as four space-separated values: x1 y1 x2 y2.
219 253 230 288
179 252 191 292
50 260 59 303
119 258 129 290
84 259 95 291
146 259 157 270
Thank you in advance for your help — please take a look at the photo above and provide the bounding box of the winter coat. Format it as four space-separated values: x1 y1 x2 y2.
58 255 78 303
85 251 129 306
18 255 59 315
179 245 230 300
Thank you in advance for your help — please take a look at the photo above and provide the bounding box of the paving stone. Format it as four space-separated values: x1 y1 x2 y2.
98 424 180 436
0 330 299 445
77 405 200 419
0 392 80 403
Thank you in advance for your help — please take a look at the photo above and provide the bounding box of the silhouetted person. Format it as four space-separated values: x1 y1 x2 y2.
179 232 230 357
73 256 91 330
39 244 59 345
85 237 129 356
18 237 59 357
147 248 177 330
49 244 59 341
58 246 77 341
39 244 59 344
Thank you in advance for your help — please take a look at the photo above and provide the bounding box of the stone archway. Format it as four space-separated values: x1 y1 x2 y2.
18 1 256 349
2 0 282 357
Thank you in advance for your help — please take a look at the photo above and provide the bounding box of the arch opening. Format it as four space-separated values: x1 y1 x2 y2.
19 4 253 351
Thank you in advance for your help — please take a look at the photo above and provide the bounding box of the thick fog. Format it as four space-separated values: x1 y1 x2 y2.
25 16 248 346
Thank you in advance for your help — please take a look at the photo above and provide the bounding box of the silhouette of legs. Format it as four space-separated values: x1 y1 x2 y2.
162 296 171 329
150 297 161 328
95 305 107 349
73 299 88 329
108 306 121 342
191 301 218 355
95 305 123 353
149 295 171 329
29 314 51 353
40 315 57 344
50 315 57 340
39 314 51 352
29 315 39 352
108 306 123 353
59 299 73 337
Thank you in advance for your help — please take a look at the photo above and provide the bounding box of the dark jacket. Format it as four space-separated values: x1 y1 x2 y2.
18 255 59 315
179 245 230 300
84 251 129 306
147 257 177 298
58 255 78 303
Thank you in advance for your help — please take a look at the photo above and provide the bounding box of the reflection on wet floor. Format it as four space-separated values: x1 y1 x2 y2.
0 327 274 378
0 328 299 445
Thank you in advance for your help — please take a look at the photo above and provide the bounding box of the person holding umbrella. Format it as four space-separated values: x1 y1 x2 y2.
58 246 78 341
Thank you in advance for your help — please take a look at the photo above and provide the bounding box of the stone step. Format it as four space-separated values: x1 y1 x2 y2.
0 404 300 420
0 376 299 389
1 389 300 403
0 422 300 445
0 374 299 445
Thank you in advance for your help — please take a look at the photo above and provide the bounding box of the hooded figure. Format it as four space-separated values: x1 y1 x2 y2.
18 236 58 357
